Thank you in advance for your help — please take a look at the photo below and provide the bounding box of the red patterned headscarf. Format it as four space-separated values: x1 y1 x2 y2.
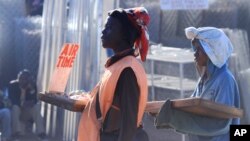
124 7 150 62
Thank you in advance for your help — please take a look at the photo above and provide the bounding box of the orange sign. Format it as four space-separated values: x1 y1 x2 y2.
48 43 80 93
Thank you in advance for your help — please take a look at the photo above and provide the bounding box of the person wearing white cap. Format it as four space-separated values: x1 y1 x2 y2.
154 27 240 141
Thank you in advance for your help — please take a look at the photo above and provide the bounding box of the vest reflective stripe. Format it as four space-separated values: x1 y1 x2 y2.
77 56 148 141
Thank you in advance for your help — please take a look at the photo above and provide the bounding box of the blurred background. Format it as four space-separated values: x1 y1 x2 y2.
0 0 249 141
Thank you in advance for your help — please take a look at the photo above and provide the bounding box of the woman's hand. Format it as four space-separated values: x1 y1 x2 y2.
69 90 86 96
68 90 91 103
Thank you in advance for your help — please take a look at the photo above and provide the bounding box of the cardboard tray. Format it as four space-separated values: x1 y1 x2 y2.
146 97 243 119
39 93 243 119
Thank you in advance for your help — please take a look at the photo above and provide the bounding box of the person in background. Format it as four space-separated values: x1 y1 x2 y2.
0 81 11 141
155 27 240 141
8 69 47 140
76 7 150 141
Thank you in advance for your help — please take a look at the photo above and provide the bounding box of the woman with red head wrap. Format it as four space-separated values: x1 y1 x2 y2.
102 7 150 64
77 7 150 141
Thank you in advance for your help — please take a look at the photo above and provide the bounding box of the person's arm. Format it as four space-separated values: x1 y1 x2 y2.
116 67 139 141
29 83 38 102
215 73 240 107
23 82 38 107
214 73 240 124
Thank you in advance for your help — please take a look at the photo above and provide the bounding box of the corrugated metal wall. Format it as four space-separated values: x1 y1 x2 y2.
37 0 102 140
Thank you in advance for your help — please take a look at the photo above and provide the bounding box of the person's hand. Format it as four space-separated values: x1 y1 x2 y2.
69 90 91 104
69 90 87 96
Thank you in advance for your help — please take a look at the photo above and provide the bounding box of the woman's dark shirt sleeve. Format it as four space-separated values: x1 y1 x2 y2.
113 67 140 141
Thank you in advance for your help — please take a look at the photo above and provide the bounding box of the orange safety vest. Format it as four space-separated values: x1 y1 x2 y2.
77 56 148 141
